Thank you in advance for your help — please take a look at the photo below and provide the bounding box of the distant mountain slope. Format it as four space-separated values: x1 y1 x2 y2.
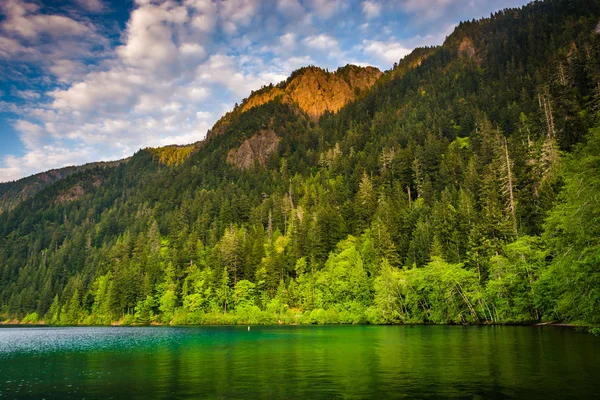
0 160 127 213
0 144 204 213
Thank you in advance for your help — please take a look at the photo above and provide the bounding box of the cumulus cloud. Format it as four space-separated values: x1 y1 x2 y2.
362 1 381 19
280 32 296 49
308 0 347 19
0 36 34 58
0 146 94 182
73 0 105 13
49 59 88 82
2 1 90 39
357 39 412 66
187 0 218 32
13 89 40 100
14 120 46 148
0 0 109 83
196 54 289 97
277 0 305 18
116 2 187 74
303 34 338 51
394 0 502 22
219 0 260 34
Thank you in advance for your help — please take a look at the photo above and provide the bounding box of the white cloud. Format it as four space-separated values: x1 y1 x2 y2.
116 2 187 74
0 0 109 84
187 86 211 101
280 32 296 49
2 0 92 39
73 0 105 13
180 42 206 58
196 54 288 97
0 36 34 58
218 0 260 34
308 0 346 19
50 68 146 112
359 39 412 66
196 111 212 119
277 0 305 17
362 1 381 19
187 0 218 32
396 0 470 22
49 59 88 82
14 120 45 148
0 146 93 182
13 89 40 100
303 34 339 51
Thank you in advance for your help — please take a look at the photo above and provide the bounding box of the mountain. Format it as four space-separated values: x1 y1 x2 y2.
0 159 127 214
207 64 381 138
1 0 600 331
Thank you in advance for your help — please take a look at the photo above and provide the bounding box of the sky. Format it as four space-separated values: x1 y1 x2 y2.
0 0 530 182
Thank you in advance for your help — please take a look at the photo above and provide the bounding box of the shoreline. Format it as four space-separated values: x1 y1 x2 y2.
0 319 583 329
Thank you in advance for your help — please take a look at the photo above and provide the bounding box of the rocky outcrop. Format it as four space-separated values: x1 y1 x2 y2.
284 65 381 120
227 130 281 170
56 184 86 204
240 87 286 114
458 37 476 59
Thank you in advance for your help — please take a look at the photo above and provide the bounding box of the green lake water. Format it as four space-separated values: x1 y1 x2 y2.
0 325 598 399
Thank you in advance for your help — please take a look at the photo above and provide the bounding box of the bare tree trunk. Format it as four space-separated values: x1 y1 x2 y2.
540 92 556 140
268 210 273 241
503 137 518 235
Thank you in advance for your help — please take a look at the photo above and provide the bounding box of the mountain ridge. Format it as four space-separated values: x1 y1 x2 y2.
0 159 128 213
206 64 382 140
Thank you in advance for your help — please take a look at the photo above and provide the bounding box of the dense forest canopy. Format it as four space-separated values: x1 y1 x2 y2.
1 0 599 332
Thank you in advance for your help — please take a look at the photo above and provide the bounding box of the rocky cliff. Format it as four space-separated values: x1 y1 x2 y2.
226 130 281 169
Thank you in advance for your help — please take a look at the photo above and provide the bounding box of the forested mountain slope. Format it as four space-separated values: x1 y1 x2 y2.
1 0 599 331
0 159 127 214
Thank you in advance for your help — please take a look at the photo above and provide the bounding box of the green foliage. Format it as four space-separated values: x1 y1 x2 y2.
22 312 39 324
159 290 177 323
397 257 483 324
541 127 600 326
486 236 545 323
134 295 155 324
367 259 403 324
147 145 195 166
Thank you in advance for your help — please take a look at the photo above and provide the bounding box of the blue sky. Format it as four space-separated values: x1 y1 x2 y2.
0 0 529 182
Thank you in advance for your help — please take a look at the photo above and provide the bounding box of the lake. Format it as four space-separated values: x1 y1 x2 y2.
0 325 598 399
